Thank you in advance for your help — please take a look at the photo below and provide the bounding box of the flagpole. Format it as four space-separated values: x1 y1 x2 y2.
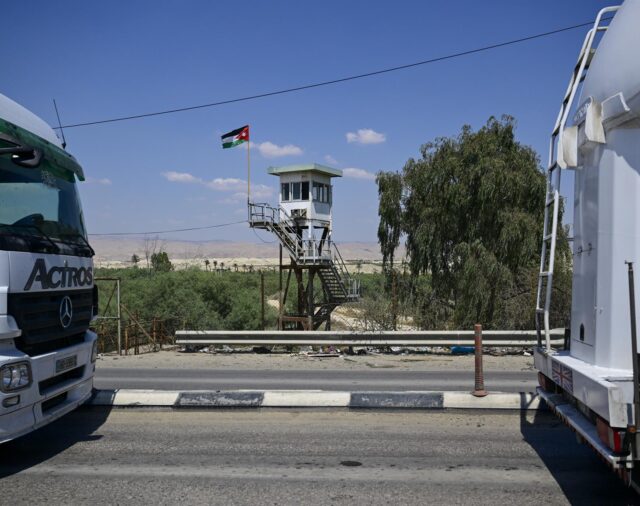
246 127 251 223
247 129 251 206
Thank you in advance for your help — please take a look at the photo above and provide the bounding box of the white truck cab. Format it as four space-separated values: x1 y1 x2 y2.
0 93 97 443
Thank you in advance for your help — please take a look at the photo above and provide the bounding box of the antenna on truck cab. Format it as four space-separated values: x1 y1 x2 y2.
52 98 67 149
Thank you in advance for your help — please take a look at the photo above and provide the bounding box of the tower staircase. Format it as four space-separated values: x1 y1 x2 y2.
249 202 360 329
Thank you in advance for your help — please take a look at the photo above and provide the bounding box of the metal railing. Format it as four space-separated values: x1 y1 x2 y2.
249 202 338 264
248 201 359 299
248 201 280 224
330 243 359 299
249 202 303 259
298 238 332 263
175 329 565 347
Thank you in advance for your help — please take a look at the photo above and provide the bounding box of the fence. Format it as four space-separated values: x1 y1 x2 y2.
93 277 177 355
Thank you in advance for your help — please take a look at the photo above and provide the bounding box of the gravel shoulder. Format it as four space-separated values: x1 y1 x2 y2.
96 348 535 373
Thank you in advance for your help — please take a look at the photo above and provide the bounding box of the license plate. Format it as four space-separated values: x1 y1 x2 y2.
56 355 77 374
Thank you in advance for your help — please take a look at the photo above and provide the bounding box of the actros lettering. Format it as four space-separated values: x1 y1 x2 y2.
24 258 93 291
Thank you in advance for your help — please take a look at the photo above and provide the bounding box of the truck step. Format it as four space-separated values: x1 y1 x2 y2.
537 387 632 469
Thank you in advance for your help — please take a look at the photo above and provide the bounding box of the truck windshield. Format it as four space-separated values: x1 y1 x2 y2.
0 157 91 257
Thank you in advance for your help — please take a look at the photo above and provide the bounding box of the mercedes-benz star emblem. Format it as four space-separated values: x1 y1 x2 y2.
59 296 73 329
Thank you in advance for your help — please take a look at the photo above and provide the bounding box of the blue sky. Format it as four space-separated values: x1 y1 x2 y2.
2 0 611 243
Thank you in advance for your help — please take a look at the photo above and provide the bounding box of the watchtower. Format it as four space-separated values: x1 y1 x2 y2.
249 163 359 330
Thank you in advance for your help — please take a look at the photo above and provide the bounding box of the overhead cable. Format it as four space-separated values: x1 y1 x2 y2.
88 219 247 236
56 18 611 130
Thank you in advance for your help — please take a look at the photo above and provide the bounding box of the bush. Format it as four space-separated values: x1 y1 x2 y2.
94 268 280 340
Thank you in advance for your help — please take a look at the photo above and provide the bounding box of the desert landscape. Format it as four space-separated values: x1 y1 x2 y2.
90 236 392 273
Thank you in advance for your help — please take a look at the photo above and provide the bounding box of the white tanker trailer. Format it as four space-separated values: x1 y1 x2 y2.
535 0 640 488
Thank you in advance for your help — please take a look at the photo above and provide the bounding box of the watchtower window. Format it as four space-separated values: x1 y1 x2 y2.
280 181 316 202
313 182 331 203
281 183 290 201
292 182 301 200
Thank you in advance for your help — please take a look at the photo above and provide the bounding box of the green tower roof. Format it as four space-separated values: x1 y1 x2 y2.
267 163 342 178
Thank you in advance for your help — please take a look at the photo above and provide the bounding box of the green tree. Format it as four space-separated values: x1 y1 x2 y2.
151 251 174 272
376 171 403 273
131 254 140 267
377 116 571 329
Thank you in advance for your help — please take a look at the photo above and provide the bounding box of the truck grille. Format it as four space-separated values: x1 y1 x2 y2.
39 366 85 395
41 391 68 413
9 289 93 357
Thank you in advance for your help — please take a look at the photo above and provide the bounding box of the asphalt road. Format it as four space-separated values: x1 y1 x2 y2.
2 408 637 505
94 367 537 392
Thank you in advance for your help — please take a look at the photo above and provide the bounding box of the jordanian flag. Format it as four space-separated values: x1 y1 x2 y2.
221 125 249 149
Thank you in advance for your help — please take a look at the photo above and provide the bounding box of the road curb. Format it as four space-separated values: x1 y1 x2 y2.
89 389 544 410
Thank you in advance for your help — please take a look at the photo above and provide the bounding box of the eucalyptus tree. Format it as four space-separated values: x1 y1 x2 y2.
376 116 571 329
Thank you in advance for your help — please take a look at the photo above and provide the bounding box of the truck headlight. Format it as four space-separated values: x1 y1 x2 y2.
1 362 32 392
91 340 98 363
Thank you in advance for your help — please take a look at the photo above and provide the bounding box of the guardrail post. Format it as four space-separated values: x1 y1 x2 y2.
472 323 488 397
261 271 266 330
116 279 122 355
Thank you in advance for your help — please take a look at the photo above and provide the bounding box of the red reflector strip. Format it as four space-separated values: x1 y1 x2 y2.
610 428 623 453
596 416 625 453
596 417 608 446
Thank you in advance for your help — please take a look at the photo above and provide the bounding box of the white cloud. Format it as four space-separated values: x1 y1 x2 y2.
324 155 338 165
252 141 303 158
204 177 246 192
343 167 376 181
251 184 274 199
346 128 386 145
162 171 273 199
163 171 198 183
85 177 112 185
224 184 273 203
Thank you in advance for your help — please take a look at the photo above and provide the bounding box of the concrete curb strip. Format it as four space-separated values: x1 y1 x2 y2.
89 389 544 410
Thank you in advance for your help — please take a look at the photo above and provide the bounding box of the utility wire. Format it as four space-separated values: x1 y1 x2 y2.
88 219 247 236
251 227 277 244
55 18 611 130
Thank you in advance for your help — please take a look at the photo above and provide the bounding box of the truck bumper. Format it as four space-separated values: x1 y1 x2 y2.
534 346 634 427
0 331 96 444
537 386 634 469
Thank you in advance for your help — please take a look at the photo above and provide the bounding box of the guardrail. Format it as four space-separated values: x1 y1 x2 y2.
175 329 565 347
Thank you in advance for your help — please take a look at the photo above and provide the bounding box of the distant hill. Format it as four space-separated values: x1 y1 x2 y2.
89 237 397 271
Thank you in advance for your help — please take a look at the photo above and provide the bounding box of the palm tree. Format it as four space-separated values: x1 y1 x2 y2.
204 259 210 271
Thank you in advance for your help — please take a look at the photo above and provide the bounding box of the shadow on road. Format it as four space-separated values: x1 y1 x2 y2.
520 394 639 505
0 397 112 479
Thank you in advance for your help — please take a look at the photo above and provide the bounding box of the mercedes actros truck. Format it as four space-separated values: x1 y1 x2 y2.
0 93 98 443
534 0 640 489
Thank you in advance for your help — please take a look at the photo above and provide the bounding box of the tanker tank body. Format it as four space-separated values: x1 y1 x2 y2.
535 0 640 487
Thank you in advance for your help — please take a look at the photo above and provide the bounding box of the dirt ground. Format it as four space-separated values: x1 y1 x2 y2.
97 348 535 373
